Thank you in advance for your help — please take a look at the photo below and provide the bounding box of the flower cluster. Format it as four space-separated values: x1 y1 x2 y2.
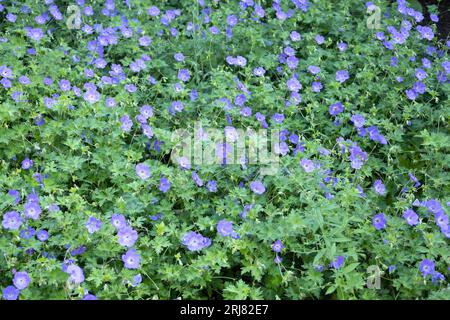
0 0 448 300
181 231 211 252
2 271 30 300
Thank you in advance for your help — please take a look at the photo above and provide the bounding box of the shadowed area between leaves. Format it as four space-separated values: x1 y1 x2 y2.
417 0 450 39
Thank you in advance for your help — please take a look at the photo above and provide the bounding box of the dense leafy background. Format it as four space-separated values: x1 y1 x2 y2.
0 0 449 300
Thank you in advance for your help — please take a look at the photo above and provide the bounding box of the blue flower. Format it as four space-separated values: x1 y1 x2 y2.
83 89 100 104
226 15 238 26
21 158 33 170
217 220 234 237
272 113 285 123
111 214 127 230
253 67 265 76
335 70 349 83
147 6 160 17
271 240 283 253
13 271 31 290
82 294 98 300
235 56 247 67
177 156 191 170
329 102 344 116
120 115 133 132
419 259 435 276
307 65 320 74
139 35 152 46
24 202 42 220
315 35 324 44
192 172 203 187
337 42 347 52
136 163 151 180
415 68 427 81
36 230 49 241
117 226 138 247
373 179 386 195
149 213 162 221
300 158 315 173
177 69 190 82
206 180 217 192
2 286 20 300
290 31 301 41
2 211 22 230
250 181 266 195
274 255 282 264
351 114 365 128
131 274 142 287
26 28 44 42
85 217 102 234
66 265 85 284
20 227 36 239
417 25 434 40
431 271 445 284
348 143 367 169
286 77 301 92
159 177 171 193
122 249 141 269
435 212 448 229
425 199 442 214
182 231 211 251
372 213 387 230
330 256 345 269
388 265 396 274
8 190 21 203
403 209 419 226
174 53 185 62
311 81 323 92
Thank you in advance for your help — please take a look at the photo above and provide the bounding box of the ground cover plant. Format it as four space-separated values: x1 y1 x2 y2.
0 0 449 300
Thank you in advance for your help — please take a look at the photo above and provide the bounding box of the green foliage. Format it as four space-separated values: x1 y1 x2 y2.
0 0 448 300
